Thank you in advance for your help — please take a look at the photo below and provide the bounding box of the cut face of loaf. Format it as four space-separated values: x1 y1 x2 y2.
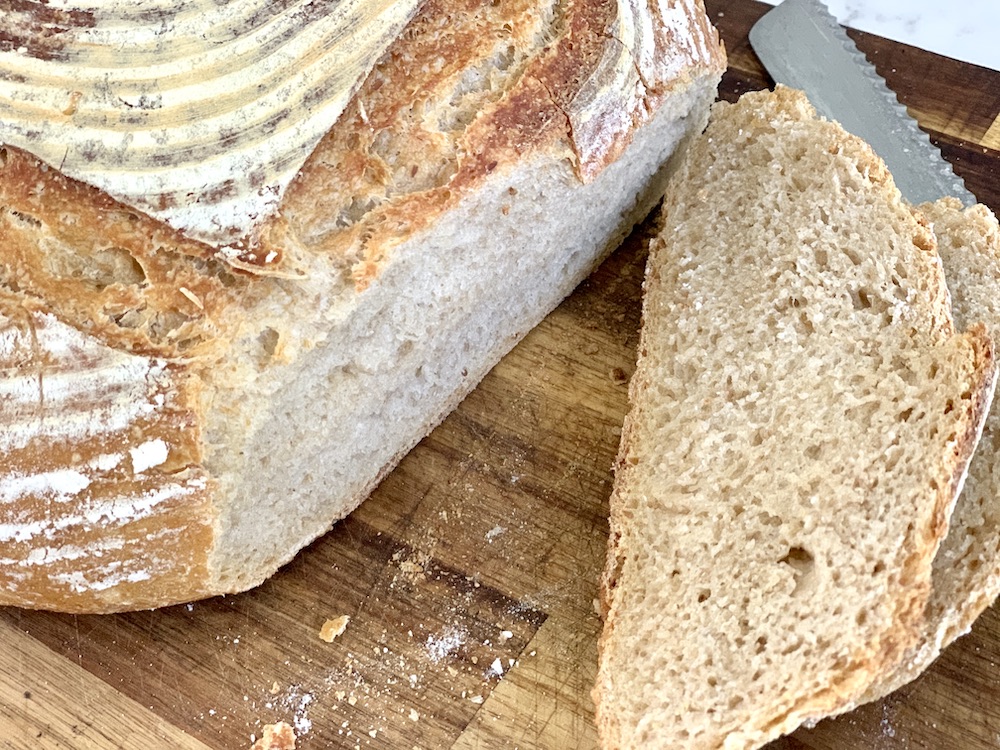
593 86 997 750
860 197 1000 701
0 0 726 612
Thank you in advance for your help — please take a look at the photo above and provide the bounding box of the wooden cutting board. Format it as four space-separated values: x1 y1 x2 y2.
2 1 999 748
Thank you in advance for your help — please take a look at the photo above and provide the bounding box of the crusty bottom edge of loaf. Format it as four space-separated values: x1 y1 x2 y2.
201 72 724 597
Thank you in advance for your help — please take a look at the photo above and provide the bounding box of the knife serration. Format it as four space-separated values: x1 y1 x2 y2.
749 0 975 206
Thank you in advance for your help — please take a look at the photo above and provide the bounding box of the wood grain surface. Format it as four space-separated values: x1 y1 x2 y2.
2 1 999 748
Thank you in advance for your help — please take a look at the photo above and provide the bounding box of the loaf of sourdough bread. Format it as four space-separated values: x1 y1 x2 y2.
861 197 1000 701
0 0 725 612
593 86 997 749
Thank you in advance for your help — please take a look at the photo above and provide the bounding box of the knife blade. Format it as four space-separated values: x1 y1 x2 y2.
748 0 976 206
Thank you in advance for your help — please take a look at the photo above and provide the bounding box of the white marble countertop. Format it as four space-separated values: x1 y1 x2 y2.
762 0 1000 72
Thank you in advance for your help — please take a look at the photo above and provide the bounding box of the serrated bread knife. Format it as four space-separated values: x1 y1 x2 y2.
748 0 976 206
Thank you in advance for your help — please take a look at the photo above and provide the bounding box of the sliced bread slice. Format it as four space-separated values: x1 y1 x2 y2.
860 197 1000 701
593 86 997 749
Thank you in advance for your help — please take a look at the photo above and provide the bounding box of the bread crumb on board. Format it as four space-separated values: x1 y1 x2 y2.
252 721 296 750
320 615 351 642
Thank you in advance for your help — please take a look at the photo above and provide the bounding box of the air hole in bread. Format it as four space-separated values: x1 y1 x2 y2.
0 277 21 294
850 287 872 310
779 546 813 568
780 640 803 655
93 246 147 287
336 196 380 228
773 295 802 315
148 310 191 339
725 458 749 480
44 242 147 290
778 546 815 595
258 327 280 360
110 309 144 329
757 511 783 528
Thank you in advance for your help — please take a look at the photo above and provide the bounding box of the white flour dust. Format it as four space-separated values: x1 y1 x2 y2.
425 626 466 663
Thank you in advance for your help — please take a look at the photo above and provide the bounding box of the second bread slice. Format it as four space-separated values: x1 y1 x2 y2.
593 86 997 749
861 197 1000 701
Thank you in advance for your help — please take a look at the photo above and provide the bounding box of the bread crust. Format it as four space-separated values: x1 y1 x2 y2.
0 0 724 612
272 0 726 287
0 298 218 611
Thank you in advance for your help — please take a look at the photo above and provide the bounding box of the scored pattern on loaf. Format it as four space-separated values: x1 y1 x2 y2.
0 310 215 611
0 0 420 250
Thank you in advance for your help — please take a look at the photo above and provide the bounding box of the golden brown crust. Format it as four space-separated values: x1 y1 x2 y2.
0 145 238 359
938 325 996 540
0 146 240 612
274 0 725 289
